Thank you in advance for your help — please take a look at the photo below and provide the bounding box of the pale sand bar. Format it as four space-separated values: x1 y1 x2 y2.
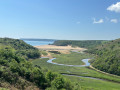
34 45 86 51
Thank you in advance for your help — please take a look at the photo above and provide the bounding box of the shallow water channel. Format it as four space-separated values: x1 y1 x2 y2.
45 57 103 80
47 58 90 67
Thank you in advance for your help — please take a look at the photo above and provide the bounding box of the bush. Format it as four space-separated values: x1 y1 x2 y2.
51 76 72 90
49 51 61 54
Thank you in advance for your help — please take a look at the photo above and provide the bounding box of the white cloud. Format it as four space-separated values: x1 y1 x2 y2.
76 21 80 24
93 18 104 24
107 2 120 13
110 19 118 23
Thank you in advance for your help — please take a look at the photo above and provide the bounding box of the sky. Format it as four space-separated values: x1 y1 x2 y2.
0 0 120 40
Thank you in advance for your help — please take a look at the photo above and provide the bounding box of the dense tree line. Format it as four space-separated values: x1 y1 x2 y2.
0 38 40 59
87 38 120 76
0 38 72 89
53 40 107 49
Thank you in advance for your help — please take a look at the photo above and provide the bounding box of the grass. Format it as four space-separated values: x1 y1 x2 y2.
64 75 120 90
40 50 48 56
52 52 92 65
0 88 9 90
31 57 120 82
31 52 120 89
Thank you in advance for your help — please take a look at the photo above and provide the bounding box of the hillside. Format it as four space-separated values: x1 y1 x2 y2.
53 40 108 49
0 38 40 59
0 38 72 90
88 38 120 76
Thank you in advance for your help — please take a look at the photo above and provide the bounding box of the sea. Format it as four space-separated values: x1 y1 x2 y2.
23 40 55 46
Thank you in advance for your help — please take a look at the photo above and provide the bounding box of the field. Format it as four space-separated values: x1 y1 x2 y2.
65 75 120 90
31 50 120 89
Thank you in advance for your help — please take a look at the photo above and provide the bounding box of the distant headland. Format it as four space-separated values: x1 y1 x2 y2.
20 38 57 41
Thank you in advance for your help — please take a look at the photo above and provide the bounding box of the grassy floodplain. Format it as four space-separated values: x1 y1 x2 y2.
31 51 120 89
52 52 92 65
64 75 120 90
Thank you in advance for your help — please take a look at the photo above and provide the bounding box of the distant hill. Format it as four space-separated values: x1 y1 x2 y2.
0 38 40 59
88 38 120 76
21 38 57 41
53 40 108 49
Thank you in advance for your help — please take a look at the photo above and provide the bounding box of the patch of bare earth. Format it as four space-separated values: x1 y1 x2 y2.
41 51 53 59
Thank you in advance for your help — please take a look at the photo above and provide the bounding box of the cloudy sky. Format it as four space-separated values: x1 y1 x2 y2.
0 0 120 40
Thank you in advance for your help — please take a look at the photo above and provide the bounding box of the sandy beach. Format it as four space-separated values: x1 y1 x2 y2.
35 45 86 50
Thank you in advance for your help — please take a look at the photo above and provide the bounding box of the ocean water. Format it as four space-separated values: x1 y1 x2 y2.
23 40 55 46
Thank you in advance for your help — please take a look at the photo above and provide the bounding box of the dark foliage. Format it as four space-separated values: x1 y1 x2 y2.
0 38 40 59
48 51 61 54
87 38 120 76
53 40 107 49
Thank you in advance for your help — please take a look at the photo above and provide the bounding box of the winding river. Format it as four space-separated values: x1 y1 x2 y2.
46 58 104 80
47 58 90 67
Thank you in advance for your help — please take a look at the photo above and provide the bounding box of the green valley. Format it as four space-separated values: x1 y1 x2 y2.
1 38 120 90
